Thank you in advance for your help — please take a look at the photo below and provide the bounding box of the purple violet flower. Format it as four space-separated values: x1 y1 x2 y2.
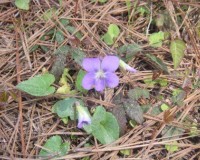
76 102 91 129
82 56 119 92
119 59 137 73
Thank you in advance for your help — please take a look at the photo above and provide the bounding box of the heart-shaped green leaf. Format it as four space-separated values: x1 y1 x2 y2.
15 0 30 10
89 106 119 144
39 136 70 157
52 98 77 120
16 74 55 96
123 99 144 124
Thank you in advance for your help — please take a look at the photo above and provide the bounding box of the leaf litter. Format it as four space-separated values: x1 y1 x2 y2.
0 1 200 159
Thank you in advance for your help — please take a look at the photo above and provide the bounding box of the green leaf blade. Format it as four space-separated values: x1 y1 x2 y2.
128 87 150 100
148 31 165 47
75 70 88 93
52 98 77 120
162 126 184 140
55 31 64 44
42 8 58 21
118 43 142 61
123 99 144 124
160 103 170 111
108 24 120 38
165 141 179 153
39 136 70 157
65 26 83 39
15 0 30 10
102 24 120 45
92 106 107 123
16 74 55 96
90 106 119 144
102 33 114 45
170 39 186 69
71 48 86 65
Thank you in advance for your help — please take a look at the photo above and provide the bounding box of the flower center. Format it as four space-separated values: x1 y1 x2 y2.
95 69 106 79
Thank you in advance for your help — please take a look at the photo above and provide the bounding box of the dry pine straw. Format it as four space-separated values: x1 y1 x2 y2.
0 0 200 159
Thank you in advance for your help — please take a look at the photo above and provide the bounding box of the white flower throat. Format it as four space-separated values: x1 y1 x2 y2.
95 69 106 79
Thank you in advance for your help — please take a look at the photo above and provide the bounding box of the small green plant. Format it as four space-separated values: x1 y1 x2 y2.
144 78 168 87
165 141 179 153
120 149 131 156
42 8 58 21
148 31 165 47
52 98 119 144
171 88 186 106
189 122 198 136
56 68 75 94
137 6 150 16
160 103 170 111
30 18 83 53
102 24 120 45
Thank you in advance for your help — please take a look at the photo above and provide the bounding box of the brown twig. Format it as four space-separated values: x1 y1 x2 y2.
14 22 26 157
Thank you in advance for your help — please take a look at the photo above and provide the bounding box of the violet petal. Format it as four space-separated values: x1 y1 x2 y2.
101 56 119 72
76 104 91 128
82 72 95 90
95 79 106 91
119 59 137 73
82 58 100 72
126 65 137 73
78 119 90 128
105 72 119 88
78 117 84 128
